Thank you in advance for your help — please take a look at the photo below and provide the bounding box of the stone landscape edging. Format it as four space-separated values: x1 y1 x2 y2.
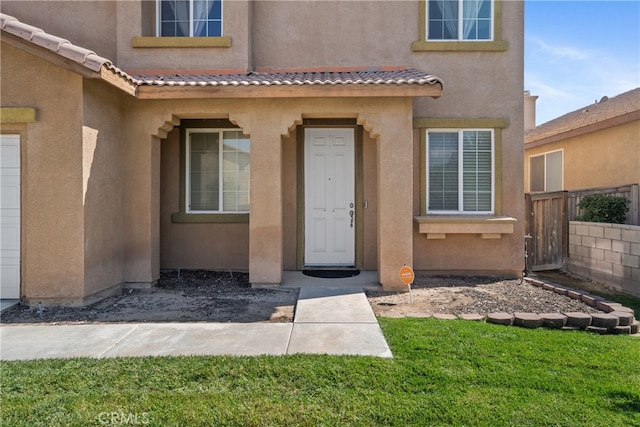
427 277 638 335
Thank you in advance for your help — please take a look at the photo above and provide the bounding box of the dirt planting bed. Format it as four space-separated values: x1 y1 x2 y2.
1 270 298 324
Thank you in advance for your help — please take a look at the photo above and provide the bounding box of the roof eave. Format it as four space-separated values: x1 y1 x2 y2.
100 66 138 97
1 32 100 79
136 82 443 100
525 110 640 149
1 32 138 96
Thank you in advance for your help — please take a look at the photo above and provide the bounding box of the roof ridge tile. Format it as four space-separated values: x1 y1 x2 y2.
0 13 15 27
1 12 110 73
2 16 43 40
30 32 70 51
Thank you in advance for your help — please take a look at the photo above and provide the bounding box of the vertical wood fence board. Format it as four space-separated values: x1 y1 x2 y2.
567 184 639 225
527 184 639 272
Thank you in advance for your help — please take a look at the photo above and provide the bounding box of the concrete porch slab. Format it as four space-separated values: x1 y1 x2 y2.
282 270 380 290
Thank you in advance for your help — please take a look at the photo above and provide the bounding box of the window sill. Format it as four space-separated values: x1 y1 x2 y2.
172 212 248 223
1 108 37 123
414 215 516 239
131 37 231 48
411 40 508 52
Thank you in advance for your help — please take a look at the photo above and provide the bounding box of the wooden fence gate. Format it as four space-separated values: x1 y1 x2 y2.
525 184 638 272
525 191 567 272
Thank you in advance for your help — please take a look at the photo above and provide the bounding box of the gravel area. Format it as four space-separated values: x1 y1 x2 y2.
366 275 603 318
1 271 612 324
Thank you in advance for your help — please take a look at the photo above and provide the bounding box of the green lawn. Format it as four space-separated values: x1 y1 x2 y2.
2 318 639 426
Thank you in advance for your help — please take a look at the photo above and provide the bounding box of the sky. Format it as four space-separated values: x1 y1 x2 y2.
525 0 640 125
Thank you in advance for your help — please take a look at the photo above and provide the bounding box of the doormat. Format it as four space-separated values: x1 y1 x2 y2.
302 270 360 279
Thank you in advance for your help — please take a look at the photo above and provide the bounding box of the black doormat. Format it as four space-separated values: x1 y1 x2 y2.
302 269 360 279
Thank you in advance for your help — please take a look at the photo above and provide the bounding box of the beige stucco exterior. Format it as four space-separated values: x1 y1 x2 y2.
120 96 421 288
82 79 126 298
1 44 127 304
0 1 117 60
1 0 524 304
2 44 84 302
525 120 640 192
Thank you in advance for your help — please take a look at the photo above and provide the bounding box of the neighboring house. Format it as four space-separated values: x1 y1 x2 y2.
0 1 524 305
524 88 640 198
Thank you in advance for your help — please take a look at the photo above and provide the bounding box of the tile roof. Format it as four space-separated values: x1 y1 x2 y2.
1 12 108 72
1 13 137 88
525 87 640 144
131 69 443 88
1 12 443 96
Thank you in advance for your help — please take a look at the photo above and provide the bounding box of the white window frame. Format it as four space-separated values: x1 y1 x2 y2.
426 129 495 214
426 0 494 41
186 128 249 214
156 0 224 37
529 149 564 192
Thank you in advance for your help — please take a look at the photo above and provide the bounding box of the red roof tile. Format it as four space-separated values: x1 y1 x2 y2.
131 69 443 88
1 12 443 95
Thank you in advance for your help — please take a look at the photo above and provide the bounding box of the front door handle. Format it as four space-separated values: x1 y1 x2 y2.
349 210 354 228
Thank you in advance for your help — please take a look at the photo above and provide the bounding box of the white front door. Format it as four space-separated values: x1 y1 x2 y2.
304 128 355 266
0 135 21 299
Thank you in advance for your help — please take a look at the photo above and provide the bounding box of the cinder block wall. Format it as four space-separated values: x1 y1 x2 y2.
568 221 640 297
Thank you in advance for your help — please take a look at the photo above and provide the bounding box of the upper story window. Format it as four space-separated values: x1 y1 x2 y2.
158 0 222 37
186 129 250 213
428 0 492 41
427 129 494 214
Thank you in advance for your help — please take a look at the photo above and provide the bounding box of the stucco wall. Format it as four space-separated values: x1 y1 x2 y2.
1 43 86 302
410 0 525 276
362 131 378 270
414 1 524 117
252 1 415 69
120 97 422 288
282 132 297 270
160 122 380 272
0 1 117 60
2 0 525 294
115 0 251 71
412 116 524 276
568 221 640 297
524 120 640 192
82 79 125 297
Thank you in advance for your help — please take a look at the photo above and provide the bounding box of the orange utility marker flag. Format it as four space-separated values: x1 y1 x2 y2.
399 265 415 304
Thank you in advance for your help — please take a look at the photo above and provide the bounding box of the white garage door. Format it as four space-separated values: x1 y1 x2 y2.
1 135 20 299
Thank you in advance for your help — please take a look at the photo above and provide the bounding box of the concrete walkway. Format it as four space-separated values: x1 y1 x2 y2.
0 271 392 361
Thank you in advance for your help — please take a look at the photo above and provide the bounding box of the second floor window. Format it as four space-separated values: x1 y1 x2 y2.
158 0 222 37
427 0 492 41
